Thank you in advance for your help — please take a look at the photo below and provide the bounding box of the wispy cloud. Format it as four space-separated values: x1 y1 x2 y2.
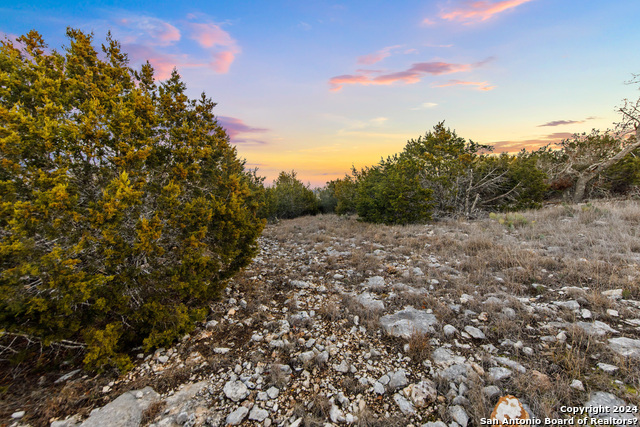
357 45 404 65
538 117 597 127
434 79 496 91
438 0 534 24
411 102 438 110
330 59 490 92
119 16 180 46
216 116 269 144
491 131 573 152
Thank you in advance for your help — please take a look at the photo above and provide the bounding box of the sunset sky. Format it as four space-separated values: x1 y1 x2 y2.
2 1 639 187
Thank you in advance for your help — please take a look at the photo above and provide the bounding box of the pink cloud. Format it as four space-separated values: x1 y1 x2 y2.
357 45 403 65
216 116 269 142
189 23 239 74
124 44 208 80
330 60 483 92
113 17 241 78
434 79 496 91
210 51 236 73
440 0 534 23
189 23 234 49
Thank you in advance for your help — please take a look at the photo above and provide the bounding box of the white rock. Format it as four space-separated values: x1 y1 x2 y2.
223 380 249 402
597 362 619 373
11 411 25 419
443 324 457 336
570 379 585 391
380 307 438 338
464 325 486 339
609 337 640 359
388 369 408 390
393 393 416 415
488 367 512 381
248 406 269 422
226 407 249 425
449 405 469 427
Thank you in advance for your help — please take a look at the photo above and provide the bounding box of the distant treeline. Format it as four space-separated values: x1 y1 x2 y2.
261 123 640 224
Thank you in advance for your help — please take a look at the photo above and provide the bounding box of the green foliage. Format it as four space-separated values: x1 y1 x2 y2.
315 185 338 214
354 156 433 225
0 30 265 371
262 170 318 220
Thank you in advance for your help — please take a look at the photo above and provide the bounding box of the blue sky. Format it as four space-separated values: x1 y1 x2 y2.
2 0 639 187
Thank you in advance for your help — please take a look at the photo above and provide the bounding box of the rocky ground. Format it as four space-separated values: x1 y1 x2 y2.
3 201 640 427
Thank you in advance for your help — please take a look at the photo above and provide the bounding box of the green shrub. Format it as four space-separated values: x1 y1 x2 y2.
0 30 265 371
355 156 433 225
262 170 318 220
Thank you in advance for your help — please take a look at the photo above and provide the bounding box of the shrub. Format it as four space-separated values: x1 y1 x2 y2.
262 170 318 220
0 30 265 370
355 155 433 225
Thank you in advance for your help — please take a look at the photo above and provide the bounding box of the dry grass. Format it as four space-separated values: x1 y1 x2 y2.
407 331 432 364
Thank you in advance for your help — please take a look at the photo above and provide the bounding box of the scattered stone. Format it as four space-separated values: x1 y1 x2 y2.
553 300 580 311
606 309 619 317
226 406 249 425
356 292 385 311
380 307 438 338
249 406 269 422
464 325 486 340
223 380 249 402
80 387 159 427
597 362 619 373
581 309 592 319
388 369 409 390
443 324 457 337
576 320 619 336
449 405 469 427
570 379 585 391
374 382 385 395
584 392 637 422
601 289 623 299
11 411 25 419
609 337 640 359
267 386 280 399
403 381 437 407
334 359 350 373
393 393 416 415
488 367 512 381
483 385 501 399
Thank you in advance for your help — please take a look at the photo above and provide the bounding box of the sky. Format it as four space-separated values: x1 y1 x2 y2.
1 0 640 188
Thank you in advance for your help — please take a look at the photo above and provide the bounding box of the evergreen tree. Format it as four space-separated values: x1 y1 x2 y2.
0 30 265 370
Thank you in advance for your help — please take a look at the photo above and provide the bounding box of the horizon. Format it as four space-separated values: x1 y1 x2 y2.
2 1 639 188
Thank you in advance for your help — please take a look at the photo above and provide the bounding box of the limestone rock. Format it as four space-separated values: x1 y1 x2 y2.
380 307 438 338
80 387 159 427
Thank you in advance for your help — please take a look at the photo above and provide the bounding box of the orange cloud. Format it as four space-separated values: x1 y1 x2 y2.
330 60 483 92
440 0 534 23
434 79 496 91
